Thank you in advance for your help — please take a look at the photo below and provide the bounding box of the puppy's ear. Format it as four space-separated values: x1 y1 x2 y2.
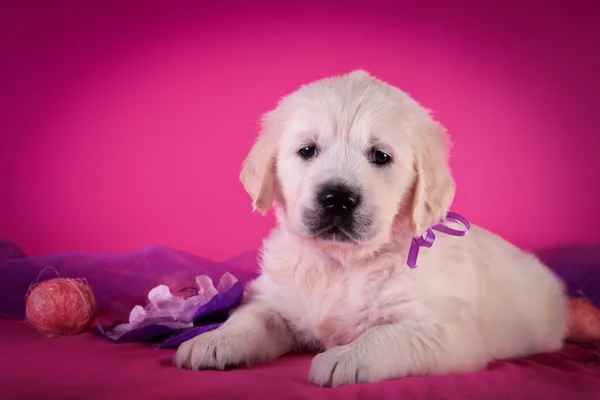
410 121 456 235
240 112 279 213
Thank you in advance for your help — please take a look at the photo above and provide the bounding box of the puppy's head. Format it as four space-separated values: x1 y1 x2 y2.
241 70 455 251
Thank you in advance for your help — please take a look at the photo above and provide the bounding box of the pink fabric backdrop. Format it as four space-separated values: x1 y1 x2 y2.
1 1 599 260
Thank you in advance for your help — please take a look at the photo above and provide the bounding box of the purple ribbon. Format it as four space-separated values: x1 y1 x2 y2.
406 211 470 269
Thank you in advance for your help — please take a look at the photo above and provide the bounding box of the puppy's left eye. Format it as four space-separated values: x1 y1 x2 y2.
370 149 392 165
298 145 318 159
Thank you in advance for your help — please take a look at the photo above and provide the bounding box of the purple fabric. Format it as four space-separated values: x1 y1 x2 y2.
537 245 600 308
2 240 600 400
1 239 599 346
0 239 26 261
97 281 244 348
0 242 258 328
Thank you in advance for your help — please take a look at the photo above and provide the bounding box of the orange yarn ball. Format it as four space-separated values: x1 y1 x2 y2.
567 297 600 345
25 278 98 337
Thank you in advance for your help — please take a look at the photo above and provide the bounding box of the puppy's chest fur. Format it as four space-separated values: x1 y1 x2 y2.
253 239 410 350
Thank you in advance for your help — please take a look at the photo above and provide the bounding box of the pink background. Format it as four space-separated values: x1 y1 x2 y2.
1 1 599 261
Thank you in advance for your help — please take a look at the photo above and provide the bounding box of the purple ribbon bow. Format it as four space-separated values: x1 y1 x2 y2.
407 211 471 269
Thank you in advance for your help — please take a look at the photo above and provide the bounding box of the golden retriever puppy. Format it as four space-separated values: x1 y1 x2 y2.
174 70 568 387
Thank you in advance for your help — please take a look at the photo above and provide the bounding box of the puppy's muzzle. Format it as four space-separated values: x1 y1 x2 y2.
301 183 367 242
318 184 361 216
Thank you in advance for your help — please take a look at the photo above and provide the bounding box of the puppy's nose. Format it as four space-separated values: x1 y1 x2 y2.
319 184 361 216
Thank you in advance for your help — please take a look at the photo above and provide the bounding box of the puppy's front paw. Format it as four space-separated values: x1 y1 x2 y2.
309 344 392 387
174 328 250 371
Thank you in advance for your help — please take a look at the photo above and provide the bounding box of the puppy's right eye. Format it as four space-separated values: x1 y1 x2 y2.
298 145 317 159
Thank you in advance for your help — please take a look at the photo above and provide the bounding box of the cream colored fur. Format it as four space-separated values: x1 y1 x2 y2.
174 70 568 387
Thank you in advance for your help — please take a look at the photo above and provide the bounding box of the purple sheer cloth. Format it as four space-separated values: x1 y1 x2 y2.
537 245 600 308
0 240 258 347
1 239 599 346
